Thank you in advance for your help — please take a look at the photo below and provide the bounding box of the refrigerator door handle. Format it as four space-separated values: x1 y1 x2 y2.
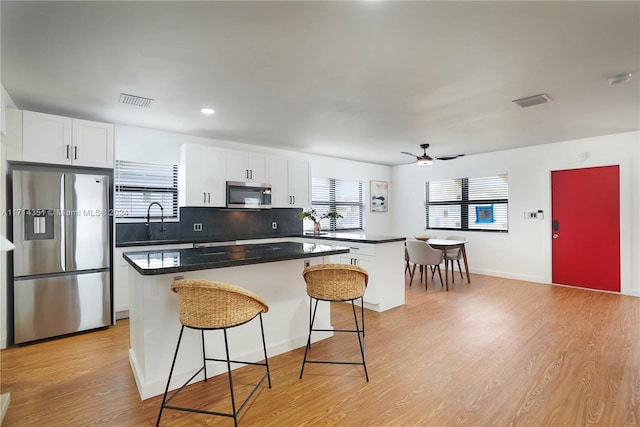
60 174 66 271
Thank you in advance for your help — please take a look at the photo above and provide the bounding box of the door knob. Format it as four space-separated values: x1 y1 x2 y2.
553 234 559 239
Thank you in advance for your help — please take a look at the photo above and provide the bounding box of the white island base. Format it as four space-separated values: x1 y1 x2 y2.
128 256 332 400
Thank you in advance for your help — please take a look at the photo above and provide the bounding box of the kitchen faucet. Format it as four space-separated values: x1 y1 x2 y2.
146 202 165 239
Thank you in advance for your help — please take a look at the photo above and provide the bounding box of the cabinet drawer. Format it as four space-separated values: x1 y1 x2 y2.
337 242 375 256
321 240 375 255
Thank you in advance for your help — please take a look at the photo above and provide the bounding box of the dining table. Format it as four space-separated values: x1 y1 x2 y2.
414 236 470 291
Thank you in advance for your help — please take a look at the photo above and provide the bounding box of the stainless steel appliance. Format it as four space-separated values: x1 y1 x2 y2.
226 181 272 209
10 164 112 344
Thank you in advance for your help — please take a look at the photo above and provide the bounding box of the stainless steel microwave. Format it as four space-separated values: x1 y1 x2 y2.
226 181 272 209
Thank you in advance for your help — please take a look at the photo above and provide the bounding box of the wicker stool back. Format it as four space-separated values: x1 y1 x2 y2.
302 264 368 301
171 279 269 329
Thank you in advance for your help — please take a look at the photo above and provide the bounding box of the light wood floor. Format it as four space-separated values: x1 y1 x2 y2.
1 273 639 426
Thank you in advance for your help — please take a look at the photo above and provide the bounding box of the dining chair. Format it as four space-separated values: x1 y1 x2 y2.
405 240 443 289
404 244 411 276
445 235 466 282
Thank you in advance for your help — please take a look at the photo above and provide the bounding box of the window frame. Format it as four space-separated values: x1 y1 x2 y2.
114 160 179 222
425 175 509 233
310 177 364 232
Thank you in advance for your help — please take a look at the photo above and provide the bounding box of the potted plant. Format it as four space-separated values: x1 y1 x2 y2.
297 209 343 235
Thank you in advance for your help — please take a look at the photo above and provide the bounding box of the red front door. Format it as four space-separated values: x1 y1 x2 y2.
551 166 620 292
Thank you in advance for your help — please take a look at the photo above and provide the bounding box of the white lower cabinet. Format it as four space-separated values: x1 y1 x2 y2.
114 243 192 319
338 253 377 304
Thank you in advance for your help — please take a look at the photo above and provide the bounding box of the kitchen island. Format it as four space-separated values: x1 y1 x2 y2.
123 241 349 400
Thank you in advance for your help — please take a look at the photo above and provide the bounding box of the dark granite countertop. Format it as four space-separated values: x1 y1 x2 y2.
122 241 350 275
300 233 406 244
116 232 405 247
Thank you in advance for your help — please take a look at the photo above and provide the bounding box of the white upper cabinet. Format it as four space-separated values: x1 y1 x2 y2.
22 111 114 168
22 111 72 165
225 149 268 183
72 119 114 168
179 144 226 207
288 158 311 207
268 156 310 208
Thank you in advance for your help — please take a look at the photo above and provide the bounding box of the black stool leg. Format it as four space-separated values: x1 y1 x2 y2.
156 325 185 427
223 328 239 427
201 330 208 382
259 313 272 388
351 299 369 381
300 297 319 379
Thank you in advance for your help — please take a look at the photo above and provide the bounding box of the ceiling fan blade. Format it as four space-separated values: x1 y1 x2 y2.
400 151 419 158
435 154 465 160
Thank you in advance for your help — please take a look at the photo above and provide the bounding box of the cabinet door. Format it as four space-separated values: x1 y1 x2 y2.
179 144 208 207
226 150 268 182
248 153 268 182
268 156 291 207
225 149 249 181
204 147 226 206
22 111 72 165
338 254 376 304
288 159 310 207
72 119 114 168
180 144 226 207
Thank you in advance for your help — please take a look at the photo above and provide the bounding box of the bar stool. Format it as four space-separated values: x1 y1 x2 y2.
299 264 369 381
156 279 271 427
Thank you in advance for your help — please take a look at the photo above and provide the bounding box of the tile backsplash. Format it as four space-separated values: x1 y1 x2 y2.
116 207 302 245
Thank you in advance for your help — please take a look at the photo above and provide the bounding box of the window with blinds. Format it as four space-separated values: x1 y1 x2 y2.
310 177 364 232
425 175 508 232
114 160 179 220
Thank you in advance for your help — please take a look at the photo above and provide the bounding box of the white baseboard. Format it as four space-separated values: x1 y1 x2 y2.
469 268 545 284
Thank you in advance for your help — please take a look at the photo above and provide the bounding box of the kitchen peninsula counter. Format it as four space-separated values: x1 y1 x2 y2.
124 240 348 400
301 232 405 244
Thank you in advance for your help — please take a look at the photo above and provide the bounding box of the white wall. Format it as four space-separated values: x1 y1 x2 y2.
115 125 393 234
391 131 640 296
1 86 18 349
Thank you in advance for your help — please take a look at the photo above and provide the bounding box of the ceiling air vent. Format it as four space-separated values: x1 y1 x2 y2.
512 93 551 108
119 93 154 108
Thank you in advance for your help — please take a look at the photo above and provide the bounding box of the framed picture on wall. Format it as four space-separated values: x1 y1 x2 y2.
370 180 388 212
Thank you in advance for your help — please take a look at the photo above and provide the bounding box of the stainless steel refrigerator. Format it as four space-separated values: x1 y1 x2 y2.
10 164 112 344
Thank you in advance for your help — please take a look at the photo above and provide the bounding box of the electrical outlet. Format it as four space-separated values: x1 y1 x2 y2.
272 222 277 230
304 260 310 268
193 223 203 232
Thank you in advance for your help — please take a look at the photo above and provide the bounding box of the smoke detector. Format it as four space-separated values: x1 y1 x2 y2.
119 93 154 108
512 94 552 108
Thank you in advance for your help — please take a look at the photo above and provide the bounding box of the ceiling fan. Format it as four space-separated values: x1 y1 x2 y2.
401 143 465 165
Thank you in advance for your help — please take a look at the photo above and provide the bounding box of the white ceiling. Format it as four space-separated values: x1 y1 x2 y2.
2 1 639 166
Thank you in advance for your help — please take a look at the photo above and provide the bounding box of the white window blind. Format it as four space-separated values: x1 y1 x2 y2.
425 174 508 232
114 160 178 220
310 177 364 231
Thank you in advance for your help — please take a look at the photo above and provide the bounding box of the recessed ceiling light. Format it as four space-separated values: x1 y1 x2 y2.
607 73 632 85
201 107 215 115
